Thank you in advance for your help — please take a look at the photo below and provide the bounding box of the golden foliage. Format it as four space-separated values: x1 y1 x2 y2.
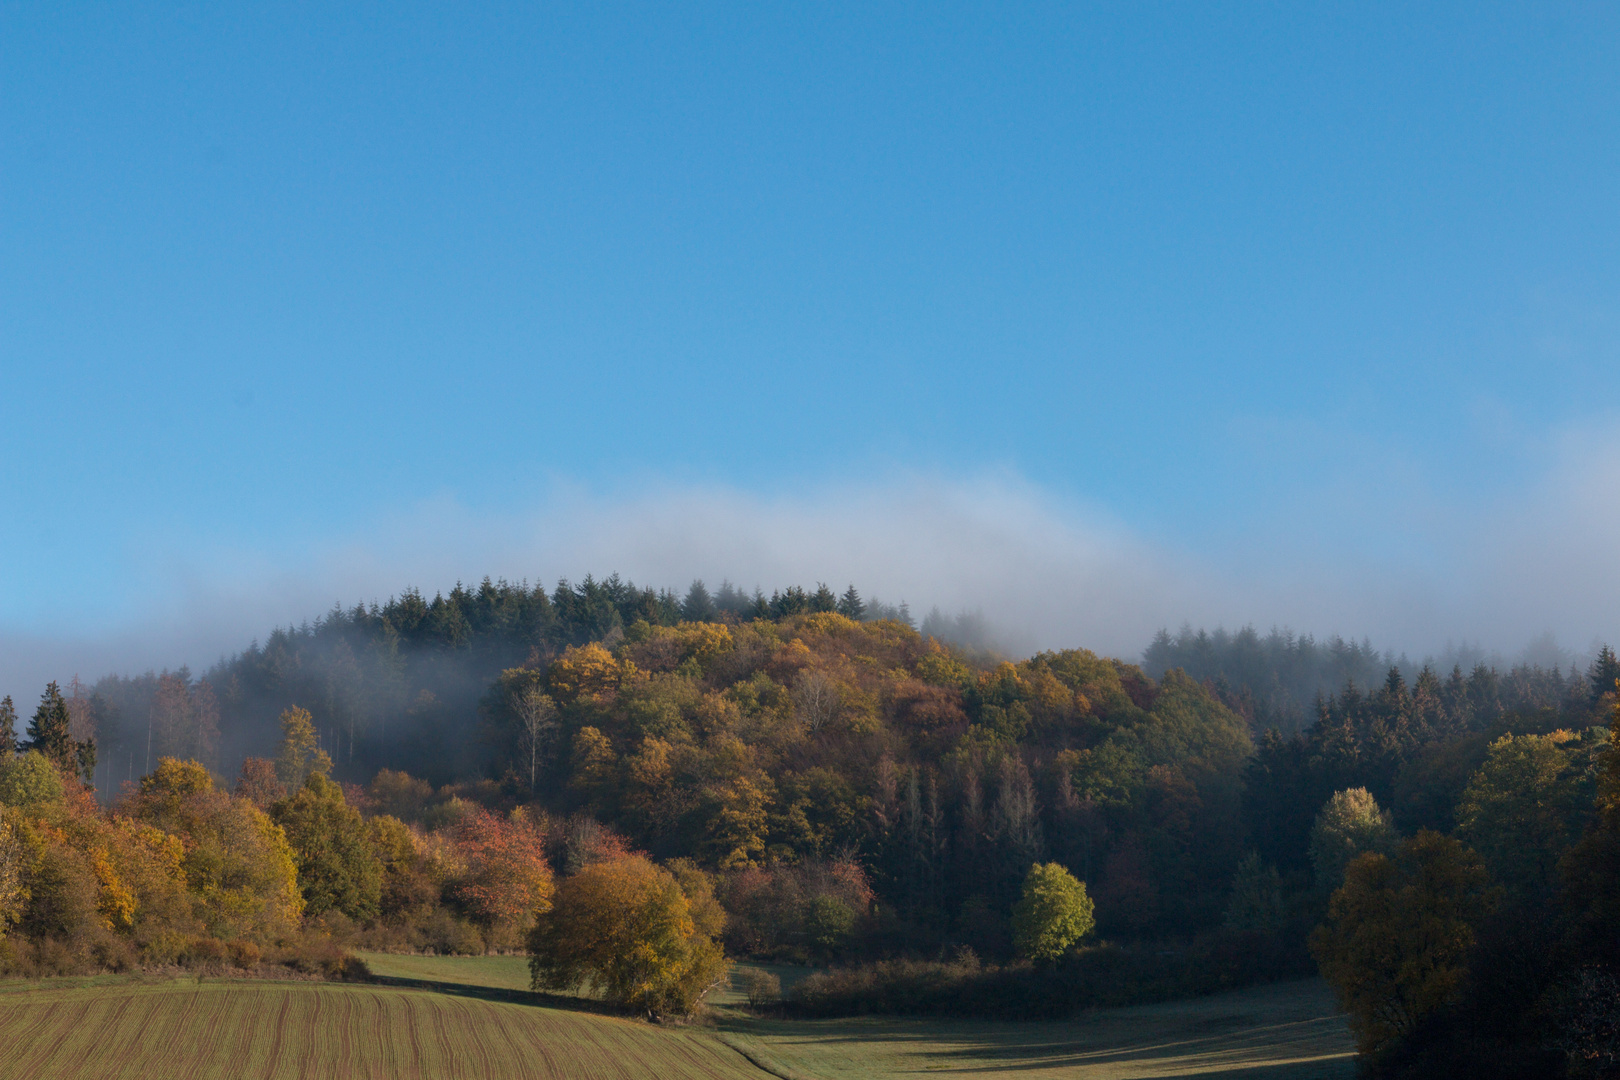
528 854 726 1017
549 644 639 703
274 707 331 789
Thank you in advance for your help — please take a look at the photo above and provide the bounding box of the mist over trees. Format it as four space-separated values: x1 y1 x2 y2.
1 566 1617 1066
1143 624 1599 734
76 576 911 786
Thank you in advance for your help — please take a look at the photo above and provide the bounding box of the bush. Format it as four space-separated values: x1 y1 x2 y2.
227 939 262 968
741 967 781 1008
181 936 227 970
789 930 1313 1018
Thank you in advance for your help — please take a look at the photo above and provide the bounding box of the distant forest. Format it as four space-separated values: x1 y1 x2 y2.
52 580 1605 791
1143 624 1591 733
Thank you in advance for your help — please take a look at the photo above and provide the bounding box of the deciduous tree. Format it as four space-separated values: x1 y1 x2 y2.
1011 862 1095 962
274 706 332 790
1309 788 1396 895
272 773 382 920
1310 831 1493 1054
528 854 726 1018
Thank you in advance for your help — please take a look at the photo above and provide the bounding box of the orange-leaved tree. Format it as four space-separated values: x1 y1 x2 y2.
451 808 553 947
528 854 725 1018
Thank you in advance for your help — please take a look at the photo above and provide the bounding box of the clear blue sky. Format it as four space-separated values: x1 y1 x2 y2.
3 3 1619 664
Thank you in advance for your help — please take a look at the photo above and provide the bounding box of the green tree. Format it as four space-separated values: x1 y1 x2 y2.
1011 862 1095 962
0 751 66 809
0 696 16 758
1310 831 1494 1055
25 682 92 780
1224 852 1284 932
1561 715 1620 963
272 772 382 920
274 706 332 789
680 580 716 622
836 584 865 620
1589 645 1620 707
1455 731 1591 896
804 895 856 955
528 855 726 1018
26 682 73 766
1309 788 1397 895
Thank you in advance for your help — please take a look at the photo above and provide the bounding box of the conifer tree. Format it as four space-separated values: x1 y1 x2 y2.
810 583 838 613
837 584 865 620
27 682 74 768
1590 644 1620 706
0 696 16 757
680 580 716 622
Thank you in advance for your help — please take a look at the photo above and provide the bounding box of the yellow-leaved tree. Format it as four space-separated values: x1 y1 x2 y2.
528 854 725 1018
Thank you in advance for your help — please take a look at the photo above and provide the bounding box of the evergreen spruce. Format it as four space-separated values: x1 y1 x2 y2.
27 682 74 768
837 584 865 620
0 695 16 757
680 579 716 622
1589 644 1620 706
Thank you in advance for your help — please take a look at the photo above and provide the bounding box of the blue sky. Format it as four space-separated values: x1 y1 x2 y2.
3 3 1619 682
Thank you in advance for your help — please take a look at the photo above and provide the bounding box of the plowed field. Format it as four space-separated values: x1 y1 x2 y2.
0 979 765 1080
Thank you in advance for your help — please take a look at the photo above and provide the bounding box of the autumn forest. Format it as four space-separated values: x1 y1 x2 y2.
2 575 1617 1077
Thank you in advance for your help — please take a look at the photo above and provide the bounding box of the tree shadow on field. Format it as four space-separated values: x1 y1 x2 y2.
731 980 1354 1079
895 1016 1354 1077
363 972 627 1018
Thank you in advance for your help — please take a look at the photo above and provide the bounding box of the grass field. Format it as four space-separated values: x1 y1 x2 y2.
720 978 1356 1079
358 952 536 993
0 962 1354 1079
354 950 816 1006
0 977 763 1080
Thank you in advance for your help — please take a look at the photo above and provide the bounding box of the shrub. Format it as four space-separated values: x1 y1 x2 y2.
227 939 262 968
790 930 1313 1019
741 967 781 1008
182 936 228 970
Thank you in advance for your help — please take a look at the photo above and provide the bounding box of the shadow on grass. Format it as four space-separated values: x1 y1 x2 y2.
362 972 628 1018
723 981 1354 1079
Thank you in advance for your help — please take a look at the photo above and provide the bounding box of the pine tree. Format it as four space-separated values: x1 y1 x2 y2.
1589 644 1620 706
27 682 75 768
810 583 838 613
0 696 15 757
680 580 716 622
837 584 865 620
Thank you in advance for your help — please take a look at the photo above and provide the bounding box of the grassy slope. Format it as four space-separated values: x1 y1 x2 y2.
0 977 763 1080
